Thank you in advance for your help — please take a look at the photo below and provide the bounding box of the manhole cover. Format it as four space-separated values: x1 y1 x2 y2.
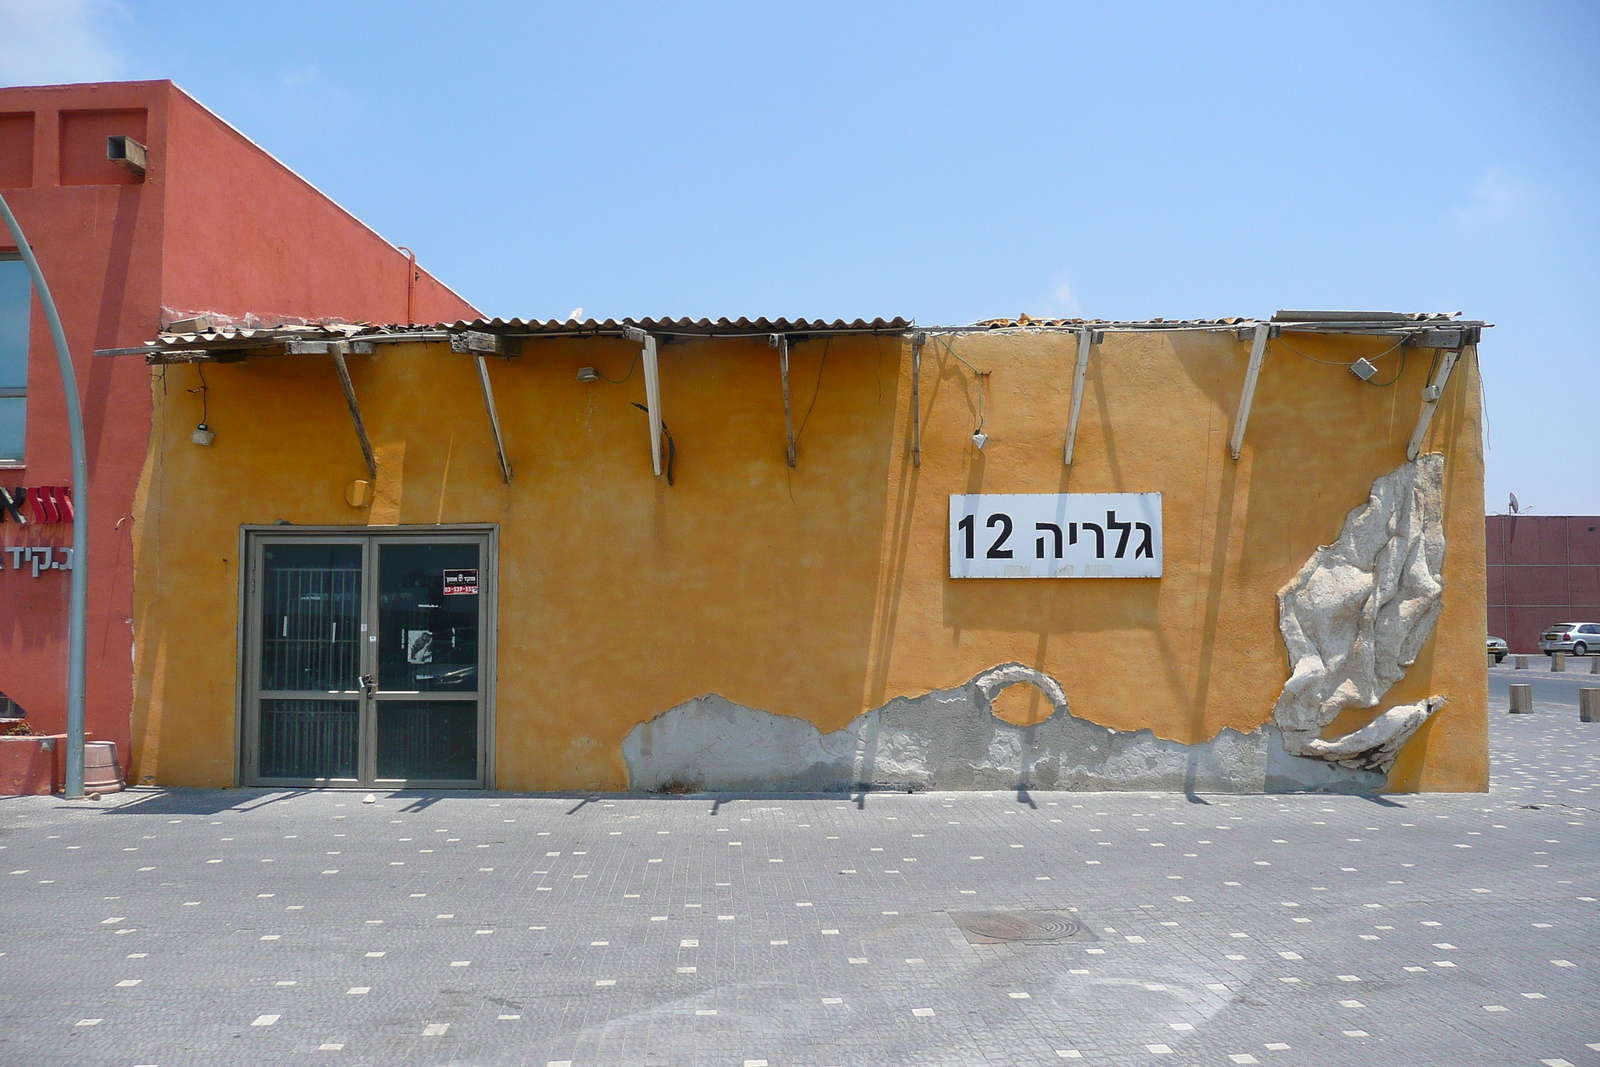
949 911 1096 945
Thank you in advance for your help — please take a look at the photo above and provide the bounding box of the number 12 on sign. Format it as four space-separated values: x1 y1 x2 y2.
949 493 1162 578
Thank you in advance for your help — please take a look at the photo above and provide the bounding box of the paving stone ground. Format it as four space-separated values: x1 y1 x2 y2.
1 668 1596 1067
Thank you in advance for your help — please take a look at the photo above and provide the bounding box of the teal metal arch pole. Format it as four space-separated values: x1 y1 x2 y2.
0 192 88 798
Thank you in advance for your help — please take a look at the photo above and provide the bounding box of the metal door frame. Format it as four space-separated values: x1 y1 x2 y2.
237 524 498 789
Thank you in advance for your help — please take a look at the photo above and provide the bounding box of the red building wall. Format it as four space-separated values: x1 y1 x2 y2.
158 89 472 325
1485 514 1600 652
0 81 478 771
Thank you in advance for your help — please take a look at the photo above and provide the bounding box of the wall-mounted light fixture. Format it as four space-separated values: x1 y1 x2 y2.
188 365 213 444
576 367 599 382
972 430 989 450
1349 357 1378 381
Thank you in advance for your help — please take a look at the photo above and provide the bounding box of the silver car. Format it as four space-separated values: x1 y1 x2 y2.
1539 622 1600 656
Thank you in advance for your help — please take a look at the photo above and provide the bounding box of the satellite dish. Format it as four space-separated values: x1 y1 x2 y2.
1509 493 1519 514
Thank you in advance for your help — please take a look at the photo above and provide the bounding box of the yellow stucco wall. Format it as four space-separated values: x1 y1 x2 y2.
128 326 1486 791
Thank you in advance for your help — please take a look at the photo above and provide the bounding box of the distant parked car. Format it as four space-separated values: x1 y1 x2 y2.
1539 622 1600 656
1487 637 1508 663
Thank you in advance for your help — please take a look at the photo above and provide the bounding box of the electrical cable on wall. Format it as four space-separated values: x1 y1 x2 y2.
578 349 667 481
187 364 214 445
1477 347 1491 451
592 352 640 384
1274 334 1410 387
791 337 833 449
935 335 988 445
188 364 209 422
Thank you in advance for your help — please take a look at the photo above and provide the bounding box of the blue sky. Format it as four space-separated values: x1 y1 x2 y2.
2 1 1596 513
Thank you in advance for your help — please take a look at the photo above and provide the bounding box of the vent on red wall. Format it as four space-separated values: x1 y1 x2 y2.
59 109 147 186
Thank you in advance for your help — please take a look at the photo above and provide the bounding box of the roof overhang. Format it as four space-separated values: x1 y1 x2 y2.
95 312 1487 365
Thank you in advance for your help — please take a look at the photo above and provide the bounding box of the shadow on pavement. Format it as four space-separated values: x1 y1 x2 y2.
97 788 311 815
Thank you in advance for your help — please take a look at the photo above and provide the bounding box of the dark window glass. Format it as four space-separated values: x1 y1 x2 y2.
377 542 479 692
259 699 358 779
376 700 477 780
260 543 363 692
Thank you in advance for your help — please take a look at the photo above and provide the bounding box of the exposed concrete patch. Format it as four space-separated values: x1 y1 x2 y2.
1271 453 1448 775
1264 729 1385 793
1299 697 1449 773
622 664 1380 794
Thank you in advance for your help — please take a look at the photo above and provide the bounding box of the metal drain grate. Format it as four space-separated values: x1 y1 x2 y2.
948 911 1096 945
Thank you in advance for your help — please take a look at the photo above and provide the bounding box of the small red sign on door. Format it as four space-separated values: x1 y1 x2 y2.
443 568 478 596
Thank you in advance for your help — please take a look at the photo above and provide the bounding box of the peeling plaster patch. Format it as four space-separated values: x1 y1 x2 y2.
623 664 1379 794
1271 454 1448 774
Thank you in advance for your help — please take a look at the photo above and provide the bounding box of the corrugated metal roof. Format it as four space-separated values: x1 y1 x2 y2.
968 311 1481 331
443 315 912 337
970 315 1250 329
95 311 1488 363
145 321 373 347
95 317 912 359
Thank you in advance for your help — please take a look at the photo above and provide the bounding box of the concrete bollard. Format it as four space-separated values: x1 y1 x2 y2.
1582 688 1599 723
1592 654 1599 675
1553 652 1566 672
1509 684 1533 714
1515 655 1529 670
1489 652 1497 669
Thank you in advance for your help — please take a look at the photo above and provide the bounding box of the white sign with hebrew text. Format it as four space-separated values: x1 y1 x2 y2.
949 493 1162 578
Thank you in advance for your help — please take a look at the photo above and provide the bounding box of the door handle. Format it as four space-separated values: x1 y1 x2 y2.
361 673 377 698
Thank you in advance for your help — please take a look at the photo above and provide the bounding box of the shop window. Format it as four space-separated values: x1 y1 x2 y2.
0 254 28 464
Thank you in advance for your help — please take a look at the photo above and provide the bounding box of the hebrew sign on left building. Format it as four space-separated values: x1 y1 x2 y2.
0 486 74 525
0 487 76 577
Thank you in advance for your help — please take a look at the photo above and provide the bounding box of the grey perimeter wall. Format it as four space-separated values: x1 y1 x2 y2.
1486 514 1600 654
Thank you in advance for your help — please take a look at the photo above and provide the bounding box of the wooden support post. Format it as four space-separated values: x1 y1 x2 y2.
775 335 796 468
911 332 924 469
1229 323 1271 461
1406 344 1465 461
640 333 663 477
330 348 378 479
1063 328 1097 466
475 355 513 484
449 330 521 357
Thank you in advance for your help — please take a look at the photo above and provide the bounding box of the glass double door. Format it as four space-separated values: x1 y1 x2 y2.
243 531 490 787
